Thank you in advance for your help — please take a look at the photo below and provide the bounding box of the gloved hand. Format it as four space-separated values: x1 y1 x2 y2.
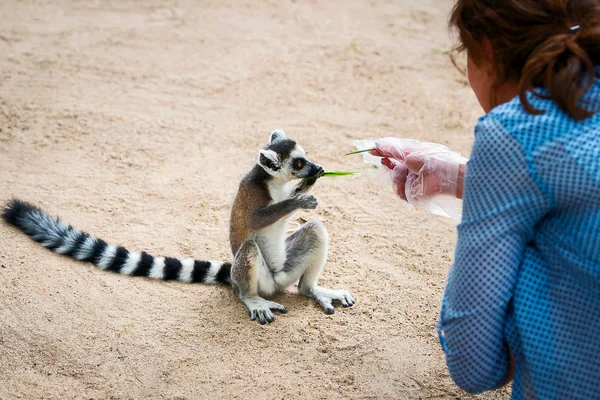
369 137 467 202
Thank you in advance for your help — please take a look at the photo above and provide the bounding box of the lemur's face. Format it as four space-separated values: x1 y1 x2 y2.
258 129 324 181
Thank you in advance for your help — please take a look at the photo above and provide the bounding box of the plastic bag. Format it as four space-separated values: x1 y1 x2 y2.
354 138 468 221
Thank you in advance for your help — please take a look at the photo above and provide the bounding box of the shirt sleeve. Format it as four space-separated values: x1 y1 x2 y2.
437 115 551 393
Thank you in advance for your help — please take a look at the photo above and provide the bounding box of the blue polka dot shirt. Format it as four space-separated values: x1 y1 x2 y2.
437 72 600 399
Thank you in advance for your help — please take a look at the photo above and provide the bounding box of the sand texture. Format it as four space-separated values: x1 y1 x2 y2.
0 1 510 399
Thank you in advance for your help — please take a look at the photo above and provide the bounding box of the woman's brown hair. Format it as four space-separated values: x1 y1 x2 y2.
450 0 600 121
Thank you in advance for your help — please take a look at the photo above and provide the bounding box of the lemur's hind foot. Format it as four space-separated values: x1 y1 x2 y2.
300 286 355 314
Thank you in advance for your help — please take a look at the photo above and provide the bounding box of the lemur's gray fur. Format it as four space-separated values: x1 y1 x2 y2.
229 129 354 323
2 129 354 324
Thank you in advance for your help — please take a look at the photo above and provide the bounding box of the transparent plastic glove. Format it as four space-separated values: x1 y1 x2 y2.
354 138 468 221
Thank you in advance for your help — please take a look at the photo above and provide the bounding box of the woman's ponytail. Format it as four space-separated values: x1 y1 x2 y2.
520 30 596 120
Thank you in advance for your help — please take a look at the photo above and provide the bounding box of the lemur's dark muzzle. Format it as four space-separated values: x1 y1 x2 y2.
310 163 325 178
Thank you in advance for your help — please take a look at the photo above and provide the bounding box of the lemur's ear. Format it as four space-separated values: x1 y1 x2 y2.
269 129 286 143
258 149 282 173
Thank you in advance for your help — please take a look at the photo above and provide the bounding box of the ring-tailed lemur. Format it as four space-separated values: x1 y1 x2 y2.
2 129 355 324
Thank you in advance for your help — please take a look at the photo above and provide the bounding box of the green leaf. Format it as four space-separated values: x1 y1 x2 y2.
344 148 375 156
322 171 357 177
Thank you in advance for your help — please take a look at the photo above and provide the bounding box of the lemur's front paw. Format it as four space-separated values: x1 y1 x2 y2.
300 286 355 314
295 194 318 210
243 297 288 325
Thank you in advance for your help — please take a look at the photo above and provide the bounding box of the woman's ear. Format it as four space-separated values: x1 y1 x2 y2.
481 37 495 77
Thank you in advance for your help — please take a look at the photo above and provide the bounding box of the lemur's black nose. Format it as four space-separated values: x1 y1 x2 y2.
314 164 325 176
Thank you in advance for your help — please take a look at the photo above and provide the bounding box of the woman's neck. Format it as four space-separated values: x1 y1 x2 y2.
493 81 520 110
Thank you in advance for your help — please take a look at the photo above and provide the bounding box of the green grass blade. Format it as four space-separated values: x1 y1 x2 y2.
322 171 357 177
344 148 375 156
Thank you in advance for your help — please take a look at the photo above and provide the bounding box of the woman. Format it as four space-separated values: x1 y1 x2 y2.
372 1 600 398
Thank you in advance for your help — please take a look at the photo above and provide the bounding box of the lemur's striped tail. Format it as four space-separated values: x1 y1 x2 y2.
2 199 231 285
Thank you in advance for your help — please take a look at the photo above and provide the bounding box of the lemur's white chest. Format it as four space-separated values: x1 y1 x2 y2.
268 180 292 203
255 181 294 272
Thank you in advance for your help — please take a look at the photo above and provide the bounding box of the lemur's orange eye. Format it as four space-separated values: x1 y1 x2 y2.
296 161 304 169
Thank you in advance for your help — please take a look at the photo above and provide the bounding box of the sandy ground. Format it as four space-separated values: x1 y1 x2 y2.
0 1 511 399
